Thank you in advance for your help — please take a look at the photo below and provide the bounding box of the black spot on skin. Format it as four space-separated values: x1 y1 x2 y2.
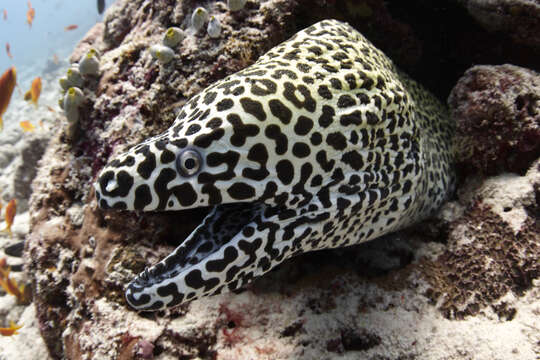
357 93 370 105
161 149 175 163
337 197 351 210
216 98 234 111
329 78 342 90
302 76 314 84
240 98 266 121
366 111 379 125
317 187 331 208
227 182 256 200
259 181 277 203
226 114 259 147
134 184 152 209
137 148 156 180
296 63 311 73
337 94 356 108
202 184 222 205
243 143 269 181
283 50 300 60
318 105 335 128
272 69 298 80
185 269 220 291
326 132 347 151
198 151 240 183
251 79 277 96
292 163 313 206
307 46 322 55
109 156 135 168
402 180 413 193
186 124 201 135
203 91 217 105
322 64 338 73
340 111 363 126
316 150 335 172
283 82 316 112
217 80 241 94
294 116 313 136
310 132 322 146
206 118 222 129
317 85 332 100
193 128 225 148
310 174 322 187
242 226 255 237
292 142 310 158
276 159 294 185
174 183 197 207
171 138 188 148
206 246 239 272
265 124 288 155
345 73 357 89
341 150 364 170
269 99 292 124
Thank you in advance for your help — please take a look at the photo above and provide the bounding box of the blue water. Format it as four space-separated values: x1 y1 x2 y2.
0 0 111 84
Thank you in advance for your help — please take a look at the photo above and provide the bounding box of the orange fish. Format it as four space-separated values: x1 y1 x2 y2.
46 105 55 112
0 67 16 132
5 43 12 59
19 121 35 132
0 259 24 300
26 2 35 28
0 321 22 336
2 9 7 21
64 24 78 31
25 77 41 107
3 199 16 236
52 54 59 65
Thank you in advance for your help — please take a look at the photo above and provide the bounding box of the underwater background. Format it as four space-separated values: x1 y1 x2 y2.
0 0 538 359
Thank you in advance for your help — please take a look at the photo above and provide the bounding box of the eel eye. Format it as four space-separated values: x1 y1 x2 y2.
176 149 202 177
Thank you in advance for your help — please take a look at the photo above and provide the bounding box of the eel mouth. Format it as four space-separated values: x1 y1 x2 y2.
125 202 268 311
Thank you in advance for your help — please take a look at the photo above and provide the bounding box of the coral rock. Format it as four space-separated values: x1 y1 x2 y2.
448 64 540 175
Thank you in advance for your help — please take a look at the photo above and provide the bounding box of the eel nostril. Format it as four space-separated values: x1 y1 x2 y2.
105 178 119 192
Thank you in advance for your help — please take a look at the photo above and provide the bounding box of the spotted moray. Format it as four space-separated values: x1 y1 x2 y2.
94 20 455 311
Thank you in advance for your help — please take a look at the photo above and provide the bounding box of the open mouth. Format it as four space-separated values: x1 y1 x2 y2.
125 202 267 310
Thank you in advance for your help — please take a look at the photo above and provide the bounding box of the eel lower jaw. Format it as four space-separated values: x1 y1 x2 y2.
125 202 270 311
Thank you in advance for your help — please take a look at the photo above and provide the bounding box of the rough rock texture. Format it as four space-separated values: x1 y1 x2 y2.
448 64 540 176
459 0 540 49
24 0 540 359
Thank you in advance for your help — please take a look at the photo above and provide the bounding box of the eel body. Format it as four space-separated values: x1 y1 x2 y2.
94 20 455 311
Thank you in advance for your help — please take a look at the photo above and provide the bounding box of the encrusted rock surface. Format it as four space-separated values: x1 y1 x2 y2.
23 0 540 359
449 64 540 176
459 0 540 48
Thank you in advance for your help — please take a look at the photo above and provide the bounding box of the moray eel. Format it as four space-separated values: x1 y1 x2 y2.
94 20 455 311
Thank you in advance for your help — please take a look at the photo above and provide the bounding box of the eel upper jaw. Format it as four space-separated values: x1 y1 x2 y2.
125 201 274 311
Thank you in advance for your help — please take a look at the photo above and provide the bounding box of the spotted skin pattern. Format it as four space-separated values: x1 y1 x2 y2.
94 20 455 311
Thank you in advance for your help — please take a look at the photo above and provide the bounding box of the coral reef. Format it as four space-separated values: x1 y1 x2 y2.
21 0 540 359
448 64 539 175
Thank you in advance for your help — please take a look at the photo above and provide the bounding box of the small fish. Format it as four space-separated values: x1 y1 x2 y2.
64 24 78 31
52 53 59 65
97 0 105 14
0 257 25 302
2 9 7 21
0 67 16 132
19 121 35 132
26 2 35 28
5 43 12 59
3 199 16 237
0 321 22 336
46 105 55 112
25 77 41 107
